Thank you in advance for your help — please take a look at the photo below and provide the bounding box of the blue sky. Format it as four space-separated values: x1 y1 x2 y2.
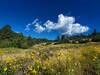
0 0 100 40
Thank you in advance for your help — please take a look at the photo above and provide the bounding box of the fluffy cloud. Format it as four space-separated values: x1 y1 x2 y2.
62 23 89 35
25 23 31 31
25 18 38 31
32 18 38 25
34 23 45 33
44 14 75 30
44 14 89 35
25 14 89 35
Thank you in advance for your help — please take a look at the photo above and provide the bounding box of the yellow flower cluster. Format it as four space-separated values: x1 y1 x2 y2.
0 43 100 75
4 56 15 63
0 50 4 56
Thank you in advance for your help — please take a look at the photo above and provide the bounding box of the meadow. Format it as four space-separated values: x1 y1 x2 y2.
0 42 100 75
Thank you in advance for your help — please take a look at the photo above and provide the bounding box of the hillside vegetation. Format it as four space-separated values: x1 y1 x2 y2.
0 42 100 75
0 25 49 48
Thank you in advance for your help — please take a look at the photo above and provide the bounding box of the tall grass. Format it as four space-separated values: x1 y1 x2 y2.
0 43 100 75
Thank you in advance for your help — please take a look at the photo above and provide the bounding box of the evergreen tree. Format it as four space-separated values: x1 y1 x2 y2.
0 25 50 48
27 36 33 47
56 35 61 41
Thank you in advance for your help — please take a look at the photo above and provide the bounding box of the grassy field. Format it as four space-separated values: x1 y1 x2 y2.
0 42 100 75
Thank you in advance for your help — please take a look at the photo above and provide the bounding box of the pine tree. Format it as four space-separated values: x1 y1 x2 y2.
27 36 33 47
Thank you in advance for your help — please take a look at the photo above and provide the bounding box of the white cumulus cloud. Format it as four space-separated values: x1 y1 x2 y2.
44 14 75 31
34 23 45 33
25 14 89 35
62 23 89 35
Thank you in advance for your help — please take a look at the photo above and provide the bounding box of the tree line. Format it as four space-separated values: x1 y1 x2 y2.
0 25 100 48
55 28 100 44
0 25 49 48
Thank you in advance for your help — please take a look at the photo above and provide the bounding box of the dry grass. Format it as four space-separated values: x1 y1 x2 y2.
0 42 100 75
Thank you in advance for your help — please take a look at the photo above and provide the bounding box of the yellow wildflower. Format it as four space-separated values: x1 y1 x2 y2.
32 69 37 74
0 50 4 56
28 64 33 71
4 67 7 72
4 57 15 63
72 69 74 72
93 56 97 61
